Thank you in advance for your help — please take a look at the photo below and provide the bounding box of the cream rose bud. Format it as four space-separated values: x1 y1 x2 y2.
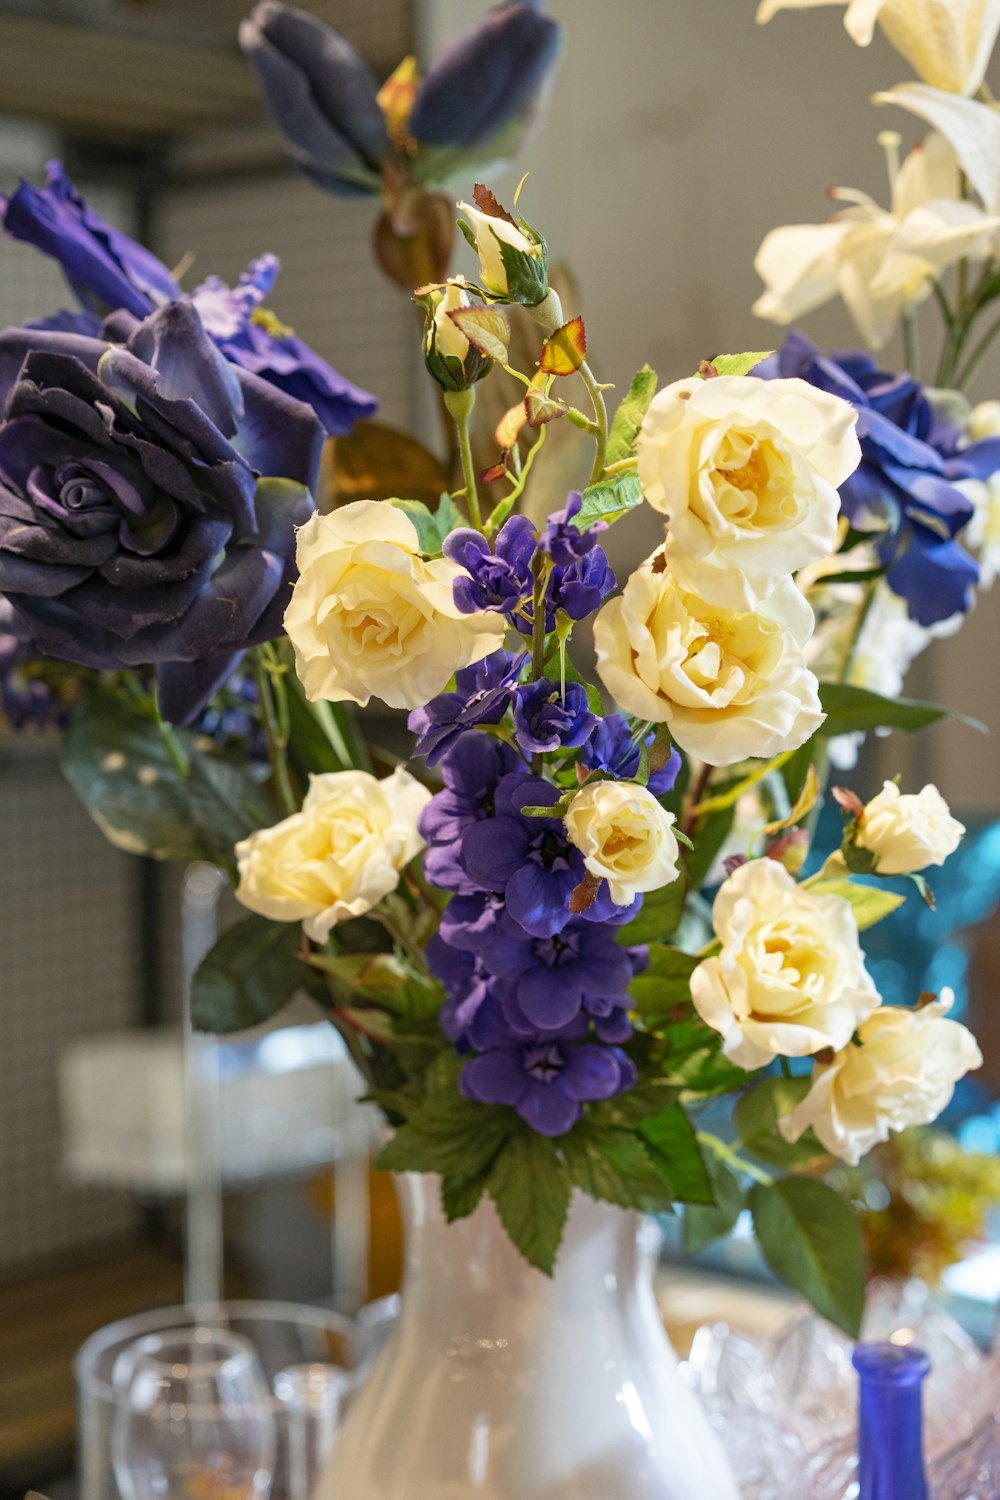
691 859 880 1070
594 557 823 767
779 993 983 1165
968 399 1000 441
855 781 965 875
457 199 547 304
637 375 860 611
564 781 681 906
235 767 431 943
284 500 504 711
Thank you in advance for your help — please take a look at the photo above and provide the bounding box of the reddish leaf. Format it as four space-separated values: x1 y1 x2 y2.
473 182 518 227
449 305 511 363
525 387 569 427
496 401 528 449
539 316 587 377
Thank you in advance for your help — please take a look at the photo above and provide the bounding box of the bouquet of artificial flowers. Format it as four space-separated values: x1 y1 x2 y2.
0 0 993 1346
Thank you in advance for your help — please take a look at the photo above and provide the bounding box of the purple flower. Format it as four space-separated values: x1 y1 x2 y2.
0 302 321 722
540 490 604 566
539 490 616 620
427 933 504 1051
418 734 523 894
438 890 509 952
478 912 634 1031
408 649 525 765
240 1 562 196
444 517 538 630
581 713 682 796
1 163 375 437
459 771 637 936
460 1021 635 1137
763 332 995 625
512 677 596 755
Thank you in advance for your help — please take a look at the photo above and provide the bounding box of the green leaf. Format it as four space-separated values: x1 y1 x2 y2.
59 686 205 862
639 1103 714 1204
560 1121 673 1212
388 496 462 556
441 1171 488 1223
735 1076 827 1169
606 364 658 465
572 468 643 530
310 950 444 1020
616 877 687 946
191 915 313 1033
818 681 986 737
684 1157 746 1255
629 944 699 1026
750 1178 865 1336
187 751 276 865
809 877 905 930
487 1131 572 1275
708 351 773 378
377 1094 514 1179
683 804 737 891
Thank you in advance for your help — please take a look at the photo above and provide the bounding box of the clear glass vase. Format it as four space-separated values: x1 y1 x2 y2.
317 1175 741 1500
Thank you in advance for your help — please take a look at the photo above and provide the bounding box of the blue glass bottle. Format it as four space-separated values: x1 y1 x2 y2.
853 1342 931 1500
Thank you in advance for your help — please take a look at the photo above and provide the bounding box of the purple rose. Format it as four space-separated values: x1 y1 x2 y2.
0 301 322 722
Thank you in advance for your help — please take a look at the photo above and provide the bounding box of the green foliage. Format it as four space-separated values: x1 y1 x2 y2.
441 1171 489 1223
191 915 317 1033
487 1130 572 1275
572 468 644 530
708 351 773 378
683 804 737 890
735 1076 827 1169
310 950 444 1021
377 1093 515 1180
606 364 658 465
810 877 905 930
684 1157 746 1255
638 1103 714 1204
629 945 699 1026
186 751 277 866
388 494 463 555
59 686 205 862
560 1120 673 1212
615 878 687 946
818 682 985 737
750 1177 865 1337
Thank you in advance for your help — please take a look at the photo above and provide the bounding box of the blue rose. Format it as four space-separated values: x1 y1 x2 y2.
0 301 322 722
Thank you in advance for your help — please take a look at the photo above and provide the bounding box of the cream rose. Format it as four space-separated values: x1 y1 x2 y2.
779 993 983 1164
757 0 1000 96
457 199 542 298
691 859 880 1070
637 375 860 610
284 500 504 711
234 767 430 943
564 781 681 906
855 781 965 874
593 558 823 767
427 277 473 362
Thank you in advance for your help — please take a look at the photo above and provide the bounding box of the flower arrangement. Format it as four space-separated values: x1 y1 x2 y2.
1 0 996 1344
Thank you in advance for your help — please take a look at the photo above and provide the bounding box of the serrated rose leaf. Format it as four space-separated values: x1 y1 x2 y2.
539 315 587 376
449 305 511 363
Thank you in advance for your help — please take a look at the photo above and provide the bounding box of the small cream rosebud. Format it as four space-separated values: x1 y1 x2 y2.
564 780 681 907
420 278 493 393
969 399 1000 441
457 192 548 305
235 768 431 943
855 781 964 875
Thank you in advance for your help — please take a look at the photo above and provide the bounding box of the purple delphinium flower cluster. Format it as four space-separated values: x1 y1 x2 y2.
419 733 643 1136
763 332 1000 625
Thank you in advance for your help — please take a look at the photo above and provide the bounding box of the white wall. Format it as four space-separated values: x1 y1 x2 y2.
421 0 1000 809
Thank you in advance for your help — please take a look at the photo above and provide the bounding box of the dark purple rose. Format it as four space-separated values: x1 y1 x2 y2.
512 677 596 755
408 649 526 765
418 734 523 894
581 713 682 796
240 1 562 196
444 516 539 630
763 332 998 625
0 301 322 722
460 1018 635 1137
1 163 375 437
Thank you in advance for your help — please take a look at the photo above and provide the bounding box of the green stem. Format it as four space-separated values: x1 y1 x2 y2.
697 1131 773 1187
531 554 548 682
373 904 426 968
902 306 920 379
444 387 482 530
252 649 297 817
152 682 190 780
579 359 609 484
954 308 1000 392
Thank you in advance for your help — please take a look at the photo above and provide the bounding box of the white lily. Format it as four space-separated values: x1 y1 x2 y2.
757 0 1000 96
875 83 1000 212
754 131 1000 348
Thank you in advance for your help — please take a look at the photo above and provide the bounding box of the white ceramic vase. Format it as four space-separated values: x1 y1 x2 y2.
317 1175 741 1500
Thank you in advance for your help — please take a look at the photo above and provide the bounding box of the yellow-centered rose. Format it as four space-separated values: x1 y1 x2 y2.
778 993 982 1164
284 500 504 711
234 767 430 942
564 781 681 907
637 374 860 610
855 781 965 874
593 558 823 767
691 858 881 1069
